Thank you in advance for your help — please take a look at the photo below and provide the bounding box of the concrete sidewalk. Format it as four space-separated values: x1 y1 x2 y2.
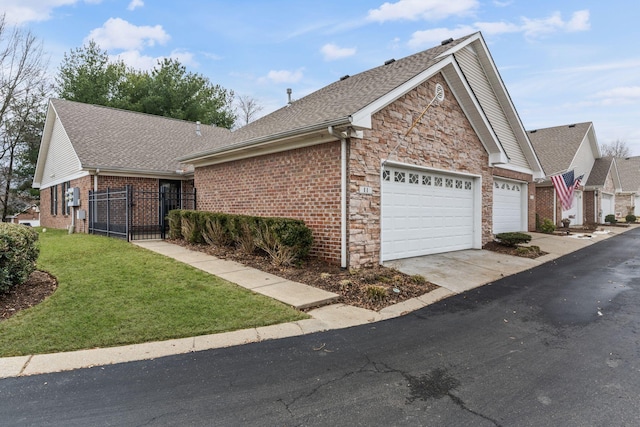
1 225 634 378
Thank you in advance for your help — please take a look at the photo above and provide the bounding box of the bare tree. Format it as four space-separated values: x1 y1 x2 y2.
0 14 50 220
235 95 263 127
600 139 631 158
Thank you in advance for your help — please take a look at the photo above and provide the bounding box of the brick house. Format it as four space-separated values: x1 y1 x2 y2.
6 205 40 226
528 122 618 226
181 32 543 268
33 99 231 233
615 156 640 218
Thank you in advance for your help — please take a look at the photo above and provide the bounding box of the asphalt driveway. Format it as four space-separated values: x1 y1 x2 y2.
1 227 639 425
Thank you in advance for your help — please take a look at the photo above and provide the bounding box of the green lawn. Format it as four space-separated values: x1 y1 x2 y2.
0 229 307 357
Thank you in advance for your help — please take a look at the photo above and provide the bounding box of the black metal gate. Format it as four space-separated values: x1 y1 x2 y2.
88 185 196 240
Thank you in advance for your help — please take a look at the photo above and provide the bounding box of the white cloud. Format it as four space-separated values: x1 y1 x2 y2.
594 86 640 103
408 26 476 48
260 69 304 84
113 49 197 71
522 10 590 38
320 43 356 61
493 1 512 6
367 0 479 22
85 18 170 51
2 0 101 25
127 0 144 11
408 10 591 48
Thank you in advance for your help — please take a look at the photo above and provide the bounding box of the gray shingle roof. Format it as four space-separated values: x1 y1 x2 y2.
51 99 232 174
616 156 640 192
585 157 613 187
527 122 592 176
186 33 476 158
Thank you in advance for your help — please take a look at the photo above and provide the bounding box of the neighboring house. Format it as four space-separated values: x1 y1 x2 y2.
181 32 543 268
33 99 232 233
583 157 621 223
615 156 640 218
6 205 40 226
528 122 609 226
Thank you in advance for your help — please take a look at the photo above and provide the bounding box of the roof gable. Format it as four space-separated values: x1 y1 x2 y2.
616 156 640 193
528 122 599 177
183 32 541 176
34 99 232 187
585 157 621 190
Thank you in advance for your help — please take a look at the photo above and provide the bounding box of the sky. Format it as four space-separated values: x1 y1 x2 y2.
4 0 640 155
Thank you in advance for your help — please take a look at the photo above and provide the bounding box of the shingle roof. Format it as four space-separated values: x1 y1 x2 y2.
585 157 613 187
616 156 640 192
527 122 592 176
188 33 475 157
50 99 232 174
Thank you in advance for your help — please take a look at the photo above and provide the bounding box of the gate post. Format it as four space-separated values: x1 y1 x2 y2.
126 185 131 242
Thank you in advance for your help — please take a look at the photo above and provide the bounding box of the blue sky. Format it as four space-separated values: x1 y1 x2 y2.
5 0 640 154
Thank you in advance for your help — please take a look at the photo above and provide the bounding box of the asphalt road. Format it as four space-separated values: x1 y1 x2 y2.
2 229 639 426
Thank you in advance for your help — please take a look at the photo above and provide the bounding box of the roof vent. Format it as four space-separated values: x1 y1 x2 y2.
339 75 350 81
568 124 576 128
441 38 454 45
195 121 201 136
384 59 395 65
529 130 537 133
286 88 292 104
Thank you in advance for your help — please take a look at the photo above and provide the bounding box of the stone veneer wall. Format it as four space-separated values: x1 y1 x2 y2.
347 74 493 267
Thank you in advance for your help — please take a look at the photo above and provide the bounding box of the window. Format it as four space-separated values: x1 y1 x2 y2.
422 175 431 186
62 182 71 215
409 173 419 184
445 178 453 188
382 170 390 181
50 185 58 216
394 171 405 183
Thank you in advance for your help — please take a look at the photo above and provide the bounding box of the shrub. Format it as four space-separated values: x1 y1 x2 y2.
495 232 532 247
0 223 39 293
625 214 636 224
605 214 616 224
365 285 387 301
539 218 555 234
168 210 314 263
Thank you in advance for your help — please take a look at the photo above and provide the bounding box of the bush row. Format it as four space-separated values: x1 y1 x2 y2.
168 210 313 266
0 223 39 293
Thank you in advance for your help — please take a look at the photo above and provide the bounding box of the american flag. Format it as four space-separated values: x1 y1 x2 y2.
551 170 583 210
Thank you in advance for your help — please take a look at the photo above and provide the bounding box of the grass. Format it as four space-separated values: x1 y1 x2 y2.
0 229 307 357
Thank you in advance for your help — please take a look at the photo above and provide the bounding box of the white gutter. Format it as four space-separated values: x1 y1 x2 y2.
328 126 348 268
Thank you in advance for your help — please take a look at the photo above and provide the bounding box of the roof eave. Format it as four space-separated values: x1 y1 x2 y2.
180 117 352 165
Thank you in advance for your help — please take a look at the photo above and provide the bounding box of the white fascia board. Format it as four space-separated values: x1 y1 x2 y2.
350 56 454 129
37 171 90 190
33 100 58 187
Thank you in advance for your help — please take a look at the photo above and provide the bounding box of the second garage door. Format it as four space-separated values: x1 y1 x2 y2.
493 179 525 234
381 166 476 261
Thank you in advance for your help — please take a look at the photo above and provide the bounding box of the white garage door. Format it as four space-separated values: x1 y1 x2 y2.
601 193 614 221
381 167 475 261
635 195 640 216
493 179 524 234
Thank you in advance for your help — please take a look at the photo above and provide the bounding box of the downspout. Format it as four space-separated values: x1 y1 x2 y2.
553 186 557 225
328 126 348 268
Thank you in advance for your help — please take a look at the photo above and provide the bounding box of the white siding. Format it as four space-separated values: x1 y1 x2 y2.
570 136 596 182
455 46 529 169
40 116 82 188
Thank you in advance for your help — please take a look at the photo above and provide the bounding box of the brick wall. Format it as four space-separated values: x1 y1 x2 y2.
348 74 493 266
584 190 595 224
535 186 556 226
40 175 191 233
195 143 343 263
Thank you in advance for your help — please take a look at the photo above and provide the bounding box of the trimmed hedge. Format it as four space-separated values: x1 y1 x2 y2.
625 214 636 223
605 214 616 224
495 232 532 247
169 210 313 265
0 223 39 293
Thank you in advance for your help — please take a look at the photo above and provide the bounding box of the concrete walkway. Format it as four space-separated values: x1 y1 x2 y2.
0 225 634 378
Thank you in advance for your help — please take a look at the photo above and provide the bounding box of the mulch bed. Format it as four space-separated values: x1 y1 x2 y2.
482 241 547 258
0 271 58 321
171 240 439 311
